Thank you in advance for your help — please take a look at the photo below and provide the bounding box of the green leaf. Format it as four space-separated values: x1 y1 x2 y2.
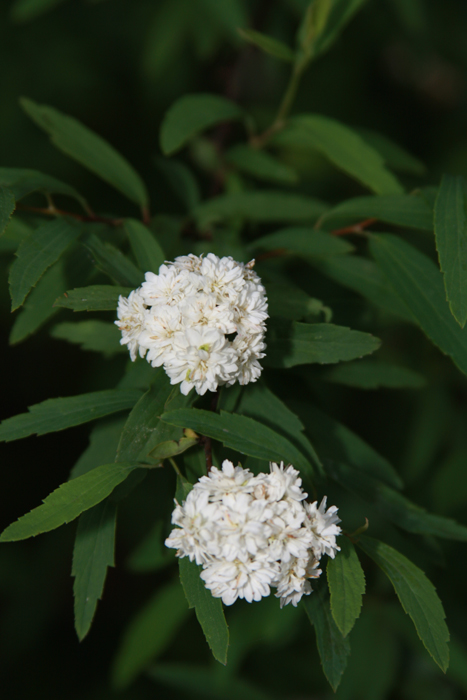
72 499 117 640
266 282 332 321
434 174 467 327
249 227 353 257
0 167 88 209
0 187 16 236
0 216 31 253
370 234 467 377
193 191 328 225
273 115 403 195
357 128 426 176
322 358 426 390
304 583 351 691
9 218 80 311
264 322 380 368
9 261 65 344
179 557 229 664
308 0 369 59
156 158 201 210
54 284 133 312
83 234 143 287
70 416 127 480
111 580 190 690
127 520 175 573
124 218 165 274
327 460 467 541
0 462 136 542
50 320 124 356
21 98 149 208
116 370 175 463
162 408 319 479
358 537 449 672
226 145 298 185
327 538 365 637
320 193 433 231
160 93 243 155
312 254 414 322
11 0 66 22
0 389 142 442
291 402 403 490
238 28 295 62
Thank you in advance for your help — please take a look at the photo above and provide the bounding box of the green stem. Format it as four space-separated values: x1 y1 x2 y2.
169 457 183 478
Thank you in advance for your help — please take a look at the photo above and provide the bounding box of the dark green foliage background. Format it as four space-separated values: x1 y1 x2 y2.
2 1 467 699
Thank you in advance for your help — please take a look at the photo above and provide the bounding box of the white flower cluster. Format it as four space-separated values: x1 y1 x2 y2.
115 254 268 395
165 460 341 607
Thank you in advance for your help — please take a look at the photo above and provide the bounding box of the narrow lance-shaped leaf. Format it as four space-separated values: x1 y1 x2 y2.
0 166 88 209
0 187 16 236
225 144 298 185
370 233 467 378
327 537 365 637
307 0 368 59
124 218 165 274
0 389 142 443
303 583 351 691
83 234 144 288
320 193 433 231
264 322 381 368
111 580 190 690
322 358 426 390
155 158 201 211
434 174 467 327
9 218 80 310
21 98 149 208
50 321 124 356
54 285 133 312
273 115 403 195
0 462 136 542
249 227 354 257
72 499 117 641
357 127 426 176
358 537 449 672
238 28 295 62
160 93 243 155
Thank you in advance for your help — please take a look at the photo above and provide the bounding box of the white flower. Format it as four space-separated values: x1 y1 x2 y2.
165 460 341 608
138 304 182 367
114 290 147 361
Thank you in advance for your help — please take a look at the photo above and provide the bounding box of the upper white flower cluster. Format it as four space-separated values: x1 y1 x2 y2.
115 253 268 395
165 460 341 607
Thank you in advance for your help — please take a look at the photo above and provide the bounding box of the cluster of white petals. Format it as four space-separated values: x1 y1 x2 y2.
115 254 268 395
165 460 341 608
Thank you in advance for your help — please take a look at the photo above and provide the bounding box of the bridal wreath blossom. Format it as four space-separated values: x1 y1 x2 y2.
115 253 268 395
165 460 341 607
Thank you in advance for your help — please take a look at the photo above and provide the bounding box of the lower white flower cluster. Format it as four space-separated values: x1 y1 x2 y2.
165 460 341 607
115 253 268 395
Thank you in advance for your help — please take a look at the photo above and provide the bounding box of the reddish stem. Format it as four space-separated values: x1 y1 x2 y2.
16 203 123 227
331 217 377 236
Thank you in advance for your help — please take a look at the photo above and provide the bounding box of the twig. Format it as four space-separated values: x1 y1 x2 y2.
330 218 377 237
16 202 123 227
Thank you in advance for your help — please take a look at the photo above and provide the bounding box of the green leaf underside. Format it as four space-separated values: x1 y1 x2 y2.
322 359 426 389
9 261 65 345
311 254 414 322
83 234 143 288
124 218 165 274
226 144 298 185
358 537 449 672
327 538 365 637
111 581 190 690
370 234 467 377
161 408 319 478
54 285 133 311
357 128 426 176
160 93 243 155
51 320 124 355
72 499 117 640
321 193 433 231
148 663 272 700
249 227 353 257
127 520 175 573
264 322 380 368
304 584 351 691
193 191 328 224
9 218 80 310
291 402 403 490
0 463 135 542
0 389 142 442
273 115 403 195
0 187 16 236
0 166 87 208
266 282 331 321
327 460 467 541
70 416 128 480
238 28 295 61
179 558 229 664
21 98 148 207
434 174 467 327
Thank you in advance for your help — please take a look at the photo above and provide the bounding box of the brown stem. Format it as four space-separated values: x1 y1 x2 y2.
330 217 377 237
16 203 123 227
